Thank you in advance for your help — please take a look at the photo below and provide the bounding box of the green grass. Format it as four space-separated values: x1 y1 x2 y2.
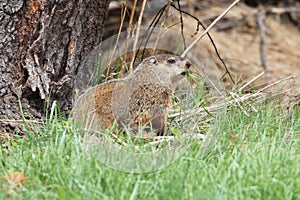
0 102 299 200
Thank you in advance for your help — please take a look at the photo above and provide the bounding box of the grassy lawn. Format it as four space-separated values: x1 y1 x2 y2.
1 101 299 200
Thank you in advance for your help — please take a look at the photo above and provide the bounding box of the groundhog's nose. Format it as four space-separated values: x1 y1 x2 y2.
185 61 191 69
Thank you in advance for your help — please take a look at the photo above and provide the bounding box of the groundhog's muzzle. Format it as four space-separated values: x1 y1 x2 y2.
180 60 191 75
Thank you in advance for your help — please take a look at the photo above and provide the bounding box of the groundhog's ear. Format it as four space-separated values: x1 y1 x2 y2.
147 56 158 66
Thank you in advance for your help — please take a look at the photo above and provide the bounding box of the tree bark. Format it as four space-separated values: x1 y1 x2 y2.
0 0 110 134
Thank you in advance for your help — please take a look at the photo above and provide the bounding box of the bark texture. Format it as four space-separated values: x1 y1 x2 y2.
0 0 110 133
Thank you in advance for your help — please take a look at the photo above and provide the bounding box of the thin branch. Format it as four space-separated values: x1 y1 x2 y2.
152 0 173 54
169 76 295 119
239 71 265 92
257 9 269 84
255 76 295 94
142 134 206 148
0 119 43 125
176 0 187 50
139 4 167 61
181 0 240 57
268 6 300 14
168 92 263 119
129 0 147 72
121 0 138 76
228 91 250 117
171 4 235 84
230 91 258 113
187 0 194 13
106 2 128 80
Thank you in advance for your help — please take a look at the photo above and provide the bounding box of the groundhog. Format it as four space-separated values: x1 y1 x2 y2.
72 54 191 136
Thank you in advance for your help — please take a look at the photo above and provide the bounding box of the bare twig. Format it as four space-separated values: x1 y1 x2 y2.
152 0 173 54
187 0 194 13
142 133 206 148
255 76 295 94
268 7 300 14
129 0 147 72
107 2 128 80
129 0 147 71
171 4 235 84
169 76 295 119
0 119 43 125
121 0 138 76
239 71 265 92
257 9 269 84
168 92 262 119
181 0 240 57
228 91 250 117
231 91 259 113
139 4 167 61
176 0 187 50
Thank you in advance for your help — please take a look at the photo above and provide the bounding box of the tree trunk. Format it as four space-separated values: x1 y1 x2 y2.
0 0 110 134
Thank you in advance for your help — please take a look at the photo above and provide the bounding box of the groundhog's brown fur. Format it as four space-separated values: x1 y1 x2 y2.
72 54 191 135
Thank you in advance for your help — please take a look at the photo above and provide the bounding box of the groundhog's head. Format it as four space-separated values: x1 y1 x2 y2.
142 54 191 83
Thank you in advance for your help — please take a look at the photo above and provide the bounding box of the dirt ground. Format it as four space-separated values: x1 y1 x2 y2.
106 1 300 106
181 3 300 98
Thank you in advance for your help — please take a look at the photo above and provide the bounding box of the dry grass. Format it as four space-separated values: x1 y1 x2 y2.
181 3 300 91
127 2 299 101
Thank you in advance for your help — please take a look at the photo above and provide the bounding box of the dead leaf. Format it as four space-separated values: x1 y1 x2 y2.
230 134 236 141
1 171 26 194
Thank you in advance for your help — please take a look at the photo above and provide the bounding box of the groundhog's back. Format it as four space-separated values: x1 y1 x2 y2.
72 80 125 131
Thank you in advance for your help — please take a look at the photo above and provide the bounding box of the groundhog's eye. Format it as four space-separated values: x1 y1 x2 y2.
167 58 176 64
